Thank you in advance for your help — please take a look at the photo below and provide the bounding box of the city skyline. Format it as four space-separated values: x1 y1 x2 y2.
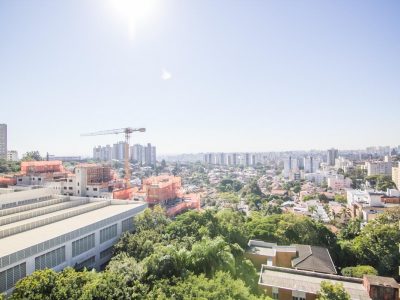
1 1 400 155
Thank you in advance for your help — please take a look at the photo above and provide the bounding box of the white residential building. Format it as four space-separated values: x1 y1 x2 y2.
6 151 18 162
365 160 392 176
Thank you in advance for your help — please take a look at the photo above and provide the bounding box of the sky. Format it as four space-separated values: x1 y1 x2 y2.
0 0 399 156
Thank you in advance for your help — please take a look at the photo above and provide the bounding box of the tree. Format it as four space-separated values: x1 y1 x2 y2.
147 272 269 300
317 281 351 300
292 185 301 195
318 193 328 202
10 269 58 300
21 151 42 161
134 205 170 233
348 208 400 276
218 179 243 193
339 218 361 240
334 194 346 204
341 265 378 278
52 267 97 300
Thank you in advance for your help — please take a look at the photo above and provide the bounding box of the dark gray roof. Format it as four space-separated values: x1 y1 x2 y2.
292 244 337 274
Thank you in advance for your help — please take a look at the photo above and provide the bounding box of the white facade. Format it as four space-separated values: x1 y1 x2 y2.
365 161 392 176
0 188 147 294
6 151 18 162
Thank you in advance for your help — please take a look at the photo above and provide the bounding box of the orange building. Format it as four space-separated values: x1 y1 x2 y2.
21 161 65 175
139 175 182 204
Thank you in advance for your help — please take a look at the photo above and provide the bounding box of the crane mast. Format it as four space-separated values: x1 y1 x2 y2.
81 127 146 189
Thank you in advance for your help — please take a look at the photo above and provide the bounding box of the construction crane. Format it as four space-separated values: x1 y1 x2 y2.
81 127 146 188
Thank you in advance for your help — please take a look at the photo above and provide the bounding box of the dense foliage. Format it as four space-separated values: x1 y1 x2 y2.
341 265 378 278
0 159 20 173
9 205 400 299
317 281 351 300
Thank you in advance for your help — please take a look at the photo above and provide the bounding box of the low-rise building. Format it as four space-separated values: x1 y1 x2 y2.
245 240 336 274
259 265 398 300
0 188 147 294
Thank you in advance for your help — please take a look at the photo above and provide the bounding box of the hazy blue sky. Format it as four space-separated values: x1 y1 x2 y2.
1 0 399 156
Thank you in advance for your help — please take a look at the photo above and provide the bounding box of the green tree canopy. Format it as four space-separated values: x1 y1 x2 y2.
341 265 378 278
21 151 42 161
317 281 351 300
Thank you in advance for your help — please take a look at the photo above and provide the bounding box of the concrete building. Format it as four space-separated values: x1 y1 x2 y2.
113 141 127 161
0 188 147 294
144 143 156 166
304 156 319 173
284 157 299 178
365 160 392 176
392 162 400 189
131 144 145 164
327 175 352 190
232 153 237 166
259 266 398 300
327 148 338 166
0 124 6 160
6 151 18 162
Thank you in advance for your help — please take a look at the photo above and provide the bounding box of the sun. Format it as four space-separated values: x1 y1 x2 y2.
107 0 159 38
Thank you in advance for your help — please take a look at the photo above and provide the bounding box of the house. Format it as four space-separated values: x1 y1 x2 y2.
259 266 399 300
245 240 336 274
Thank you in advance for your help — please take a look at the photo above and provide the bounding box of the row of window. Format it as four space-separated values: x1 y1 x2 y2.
100 224 117 244
0 263 26 293
0 209 142 269
35 246 66 270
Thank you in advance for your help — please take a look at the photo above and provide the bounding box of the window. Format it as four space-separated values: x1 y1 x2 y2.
18 178 22 181
69 179 73 182
72 234 95 257
0 263 26 292
38 178 42 181
100 224 117 244
100 246 114 259
93 188 98 191
122 218 134 232
272 292 279 299
64 187 67 190
69 187 73 190
77 182 79 186
35 246 66 270
75 256 95 271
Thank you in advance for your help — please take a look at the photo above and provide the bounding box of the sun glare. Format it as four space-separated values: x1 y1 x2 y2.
107 0 159 39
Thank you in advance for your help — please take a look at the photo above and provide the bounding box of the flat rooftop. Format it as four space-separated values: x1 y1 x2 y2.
260 266 371 300
0 198 146 258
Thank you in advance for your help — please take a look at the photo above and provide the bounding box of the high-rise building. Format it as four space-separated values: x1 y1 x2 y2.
232 153 237 166
113 141 127 161
0 124 7 160
144 143 156 166
245 153 250 167
131 144 144 164
327 148 338 166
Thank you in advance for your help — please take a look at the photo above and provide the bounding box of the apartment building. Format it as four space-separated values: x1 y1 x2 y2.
365 159 392 176
6 151 18 162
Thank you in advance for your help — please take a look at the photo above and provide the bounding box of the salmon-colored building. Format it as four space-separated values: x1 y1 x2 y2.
139 175 182 204
21 161 65 175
